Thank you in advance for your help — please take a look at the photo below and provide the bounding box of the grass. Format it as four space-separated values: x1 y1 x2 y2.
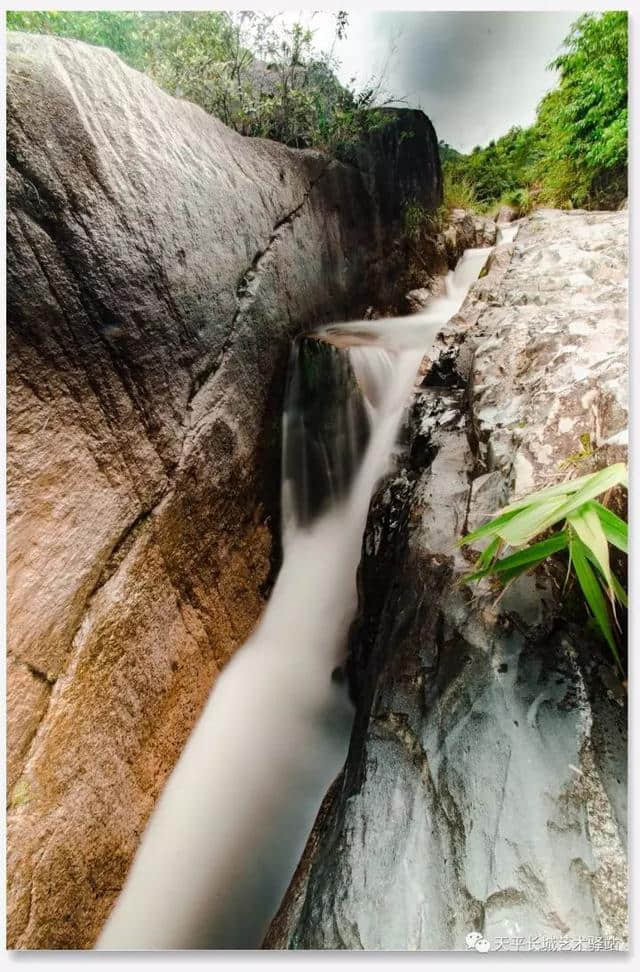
402 199 447 239
442 170 478 211
459 463 628 672
442 171 536 220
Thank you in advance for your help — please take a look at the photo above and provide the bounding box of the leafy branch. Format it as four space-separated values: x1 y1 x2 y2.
459 463 628 672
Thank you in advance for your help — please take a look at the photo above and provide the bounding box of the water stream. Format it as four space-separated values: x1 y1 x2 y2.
97 241 494 950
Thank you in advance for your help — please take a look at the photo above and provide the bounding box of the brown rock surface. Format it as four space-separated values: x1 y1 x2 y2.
6 32 441 948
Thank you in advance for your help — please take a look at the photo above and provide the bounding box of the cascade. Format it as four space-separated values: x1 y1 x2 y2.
98 241 493 949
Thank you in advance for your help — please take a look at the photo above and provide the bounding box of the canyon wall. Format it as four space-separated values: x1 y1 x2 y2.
5 32 441 948
267 210 628 950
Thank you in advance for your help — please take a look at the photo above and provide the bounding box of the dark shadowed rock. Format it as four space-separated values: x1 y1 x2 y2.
6 32 441 949
349 108 442 224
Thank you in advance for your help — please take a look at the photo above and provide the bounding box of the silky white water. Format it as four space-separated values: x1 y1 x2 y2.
496 220 520 246
97 244 491 950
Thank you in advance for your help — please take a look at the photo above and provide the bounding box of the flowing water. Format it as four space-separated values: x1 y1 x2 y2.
97 242 492 950
497 220 520 246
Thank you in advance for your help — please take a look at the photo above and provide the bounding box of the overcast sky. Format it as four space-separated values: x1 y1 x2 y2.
305 10 579 152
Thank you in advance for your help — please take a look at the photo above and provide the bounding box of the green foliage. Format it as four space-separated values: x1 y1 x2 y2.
459 464 628 670
403 199 446 241
6 9 149 68
403 201 428 240
443 125 542 209
537 11 627 208
443 12 627 212
502 187 534 217
6 9 392 155
438 139 461 164
442 168 478 211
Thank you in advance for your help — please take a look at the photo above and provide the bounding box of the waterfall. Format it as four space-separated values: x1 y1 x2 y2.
97 242 492 950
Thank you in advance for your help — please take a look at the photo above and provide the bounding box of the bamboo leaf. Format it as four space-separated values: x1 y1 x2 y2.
495 561 544 585
588 501 628 553
568 506 612 592
499 468 602 513
491 498 568 546
582 544 628 609
475 536 502 570
491 531 569 572
610 571 629 609
499 464 627 546
458 508 521 546
462 533 568 585
570 533 622 671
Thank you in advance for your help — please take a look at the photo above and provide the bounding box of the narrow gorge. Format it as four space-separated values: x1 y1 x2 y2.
6 30 628 952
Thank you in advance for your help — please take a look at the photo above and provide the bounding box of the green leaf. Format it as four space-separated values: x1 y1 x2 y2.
458 508 522 546
570 533 622 671
588 501 628 553
499 468 601 513
568 506 612 592
475 536 502 570
492 531 569 572
581 544 628 609
492 498 569 547
499 464 627 546
493 561 542 585
462 532 568 585
610 571 629 609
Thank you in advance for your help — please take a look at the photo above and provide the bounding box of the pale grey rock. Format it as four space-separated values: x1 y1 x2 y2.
405 288 432 313
470 210 628 484
445 208 498 255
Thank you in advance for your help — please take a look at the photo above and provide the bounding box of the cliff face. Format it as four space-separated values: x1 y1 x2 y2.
267 210 628 950
5 33 441 949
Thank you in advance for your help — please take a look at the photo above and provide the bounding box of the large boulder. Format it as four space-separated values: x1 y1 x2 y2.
5 32 441 948
267 210 628 950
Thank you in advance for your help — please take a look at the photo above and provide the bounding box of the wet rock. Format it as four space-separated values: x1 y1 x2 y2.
405 288 432 313
496 204 519 224
347 108 442 224
6 32 442 949
473 214 499 247
446 208 498 256
268 209 627 950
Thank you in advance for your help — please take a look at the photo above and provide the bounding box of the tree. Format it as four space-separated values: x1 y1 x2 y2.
440 12 627 211
537 11 628 207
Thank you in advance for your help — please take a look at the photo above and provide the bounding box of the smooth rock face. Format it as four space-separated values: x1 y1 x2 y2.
267 210 628 950
5 33 441 949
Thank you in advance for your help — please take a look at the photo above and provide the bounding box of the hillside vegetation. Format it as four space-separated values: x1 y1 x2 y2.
5 10 389 156
442 12 628 213
8 10 627 213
